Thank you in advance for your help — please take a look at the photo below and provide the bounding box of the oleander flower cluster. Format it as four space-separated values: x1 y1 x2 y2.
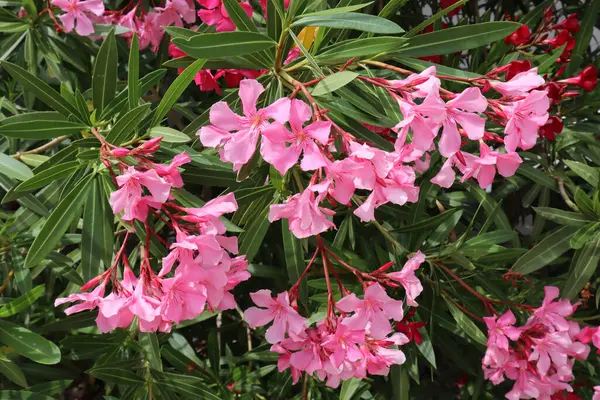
483 286 600 400
243 252 426 387
55 137 250 332
199 64 555 238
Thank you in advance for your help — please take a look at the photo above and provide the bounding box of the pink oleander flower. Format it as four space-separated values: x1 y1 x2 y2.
154 151 191 188
322 322 365 368
594 386 600 400
459 142 523 188
51 0 104 36
138 12 165 51
439 87 488 157
197 0 252 32
529 286 576 331
261 99 331 174
386 251 425 307
312 158 376 205
491 68 545 96
395 84 447 152
183 192 238 235
354 165 419 223
109 167 171 221
484 310 522 353
337 283 404 339
503 90 550 152
269 188 335 239
155 0 196 26
159 267 208 324
389 66 440 100
54 284 105 315
244 290 307 343
199 79 291 171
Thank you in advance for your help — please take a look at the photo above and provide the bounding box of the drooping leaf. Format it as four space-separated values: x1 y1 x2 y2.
15 161 83 192
311 71 359 96
563 233 600 299
172 32 276 59
0 285 44 317
0 320 61 364
0 153 34 181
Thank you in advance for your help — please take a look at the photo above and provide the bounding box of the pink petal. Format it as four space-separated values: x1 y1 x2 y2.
289 99 312 132
250 289 275 307
439 120 461 158
336 293 361 312
265 316 286 343
262 97 291 124
447 87 487 113
239 79 264 116
304 120 331 145
244 306 274 328
74 13 95 36
210 101 242 131
300 141 327 171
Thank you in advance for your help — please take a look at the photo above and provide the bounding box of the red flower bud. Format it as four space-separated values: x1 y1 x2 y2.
504 25 530 46
554 13 580 34
558 66 598 92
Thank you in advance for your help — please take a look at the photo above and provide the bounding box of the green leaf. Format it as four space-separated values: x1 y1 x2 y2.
568 0 600 72
393 56 482 80
516 163 558 192
563 233 600 299
444 298 486 346
15 161 83 192
404 0 468 37
0 355 27 387
149 127 191 143
0 153 33 181
297 2 373 17
0 285 44 317
570 222 600 250
311 71 359 97
293 13 404 34
0 391 53 400
92 29 118 116
282 220 308 306
150 59 207 127
316 37 406 62
172 32 276 59
88 365 144 385
104 103 151 145
533 207 592 226
0 175 49 216
564 160 599 188
128 33 139 110
207 329 220 376
155 372 221 400
24 173 94 268
0 320 60 364
511 226 579 274
81 176 113 282
1 61 82 121
340 377 362 400
394 209 461 233
223 0 258 32
239 201 273 261
397 22 521 57
0 112 86 139
140 332 163 371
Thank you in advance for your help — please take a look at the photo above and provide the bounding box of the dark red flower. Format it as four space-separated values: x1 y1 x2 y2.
504 25 530 46
559 66 598 92
505 60 533 81
539 116 564 141
395 309 427 344
554 13 580 34
544 82 566 104
550 391 582 400
546 30 576 58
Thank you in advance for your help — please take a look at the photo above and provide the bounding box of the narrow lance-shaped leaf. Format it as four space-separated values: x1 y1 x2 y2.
0 61 82 121
24 173 95 268
0 153 33 181
511 226 579 274
92 29 118 116
128 32 139 110
0 112 87 139
150 59 206 127
0 284 44 317
81 176 114 282
172 32 276 59
563 233 600 299
293 13 404 34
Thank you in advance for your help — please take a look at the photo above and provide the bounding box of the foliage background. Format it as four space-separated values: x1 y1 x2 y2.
0 0 599 398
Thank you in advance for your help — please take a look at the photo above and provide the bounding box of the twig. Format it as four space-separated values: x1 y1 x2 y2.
556 178 580 212
11 135 70 160
0 270 13 294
